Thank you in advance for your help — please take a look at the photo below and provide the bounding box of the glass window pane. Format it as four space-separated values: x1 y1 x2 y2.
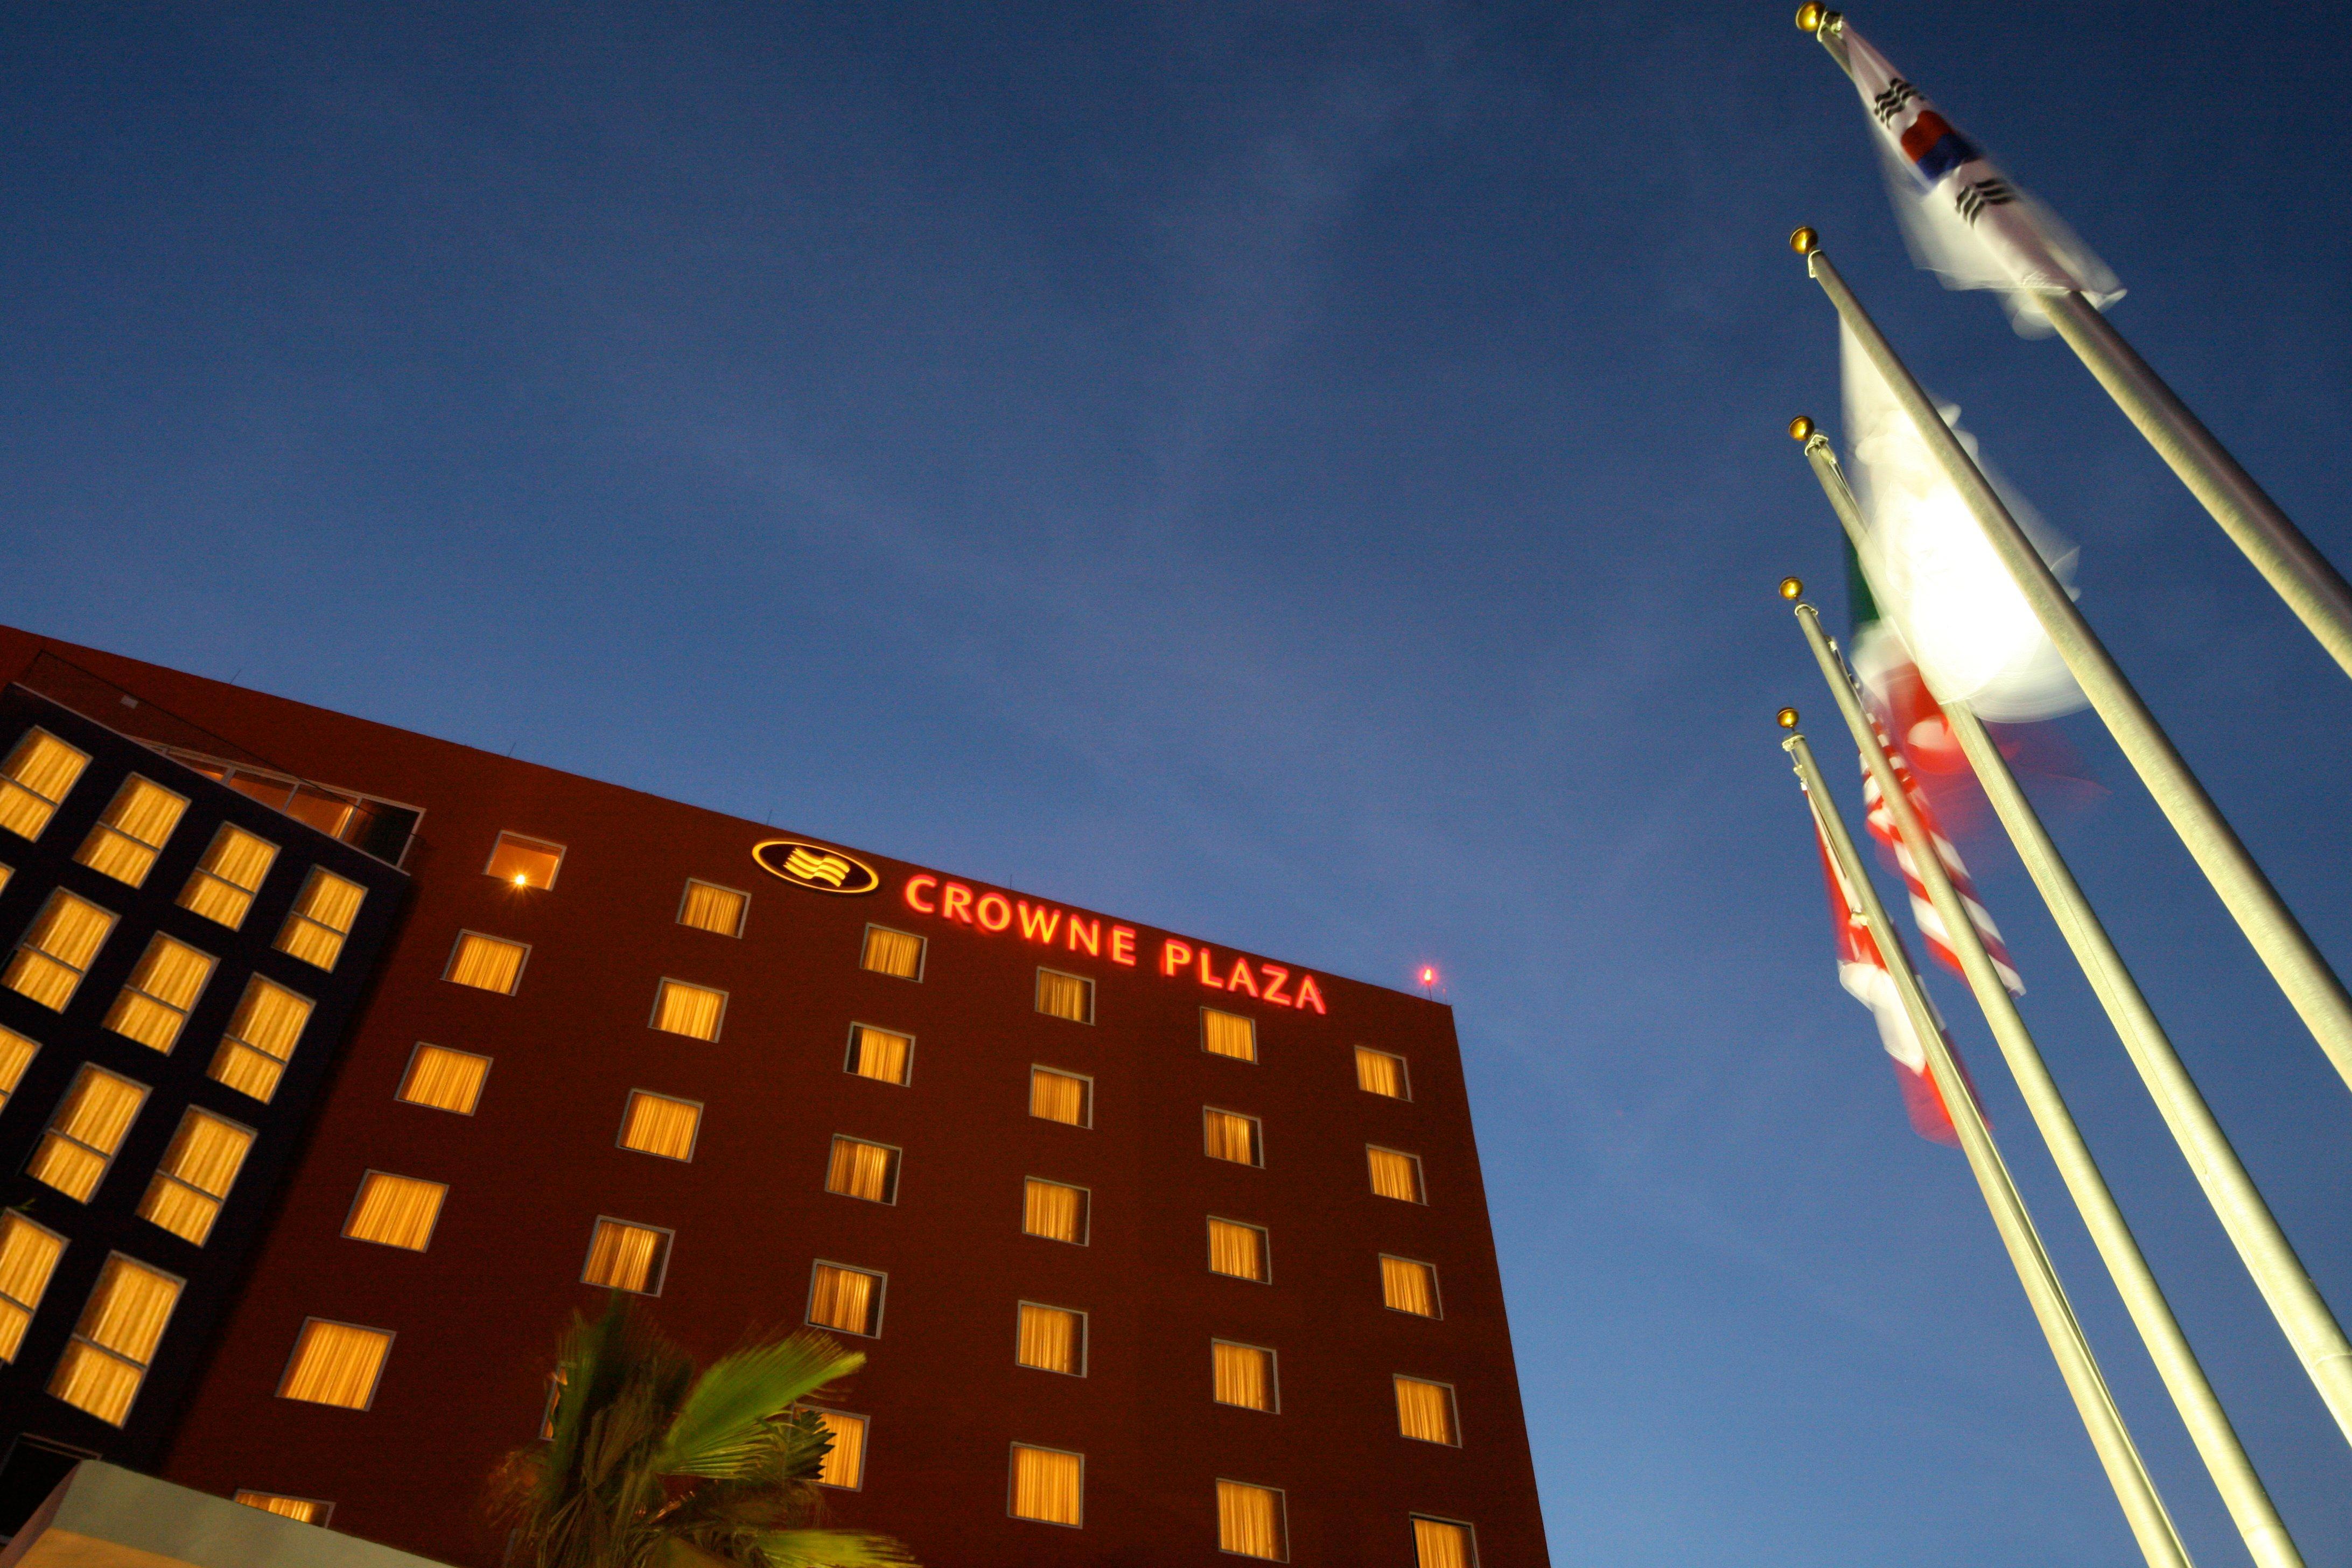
1213 1342 1276 1412
1009 1445 1083 1527
235 1492 331 1523
1381 1256 1441 1318
620 1093 700 1160
344 1172 447 1251
860 926 923 979
1208 1219 1268 1283
1355 1047 1409 1098
810 1408 867 1489
808 1264 881 1336
652 979 725 1041
1216 1480 1287 1560
1368 1146 1425 1203
0 730 90 841
1016 1304 1084 1375
1413 1518 1476 1568
486 832 564 889
1205 1109 1262 1167
825 1138 897 1203
582 1219 670 1294
179 825 278 929
1023 1179 1087 1244
277 867 365 971
446 933 527 995
103 935 216 1053
1029 1067 1089 1126
76 777 188 887
138 1110 255 1246
397 1045 490 1114
845 1026 912 1086
0 1215 66 1362
5 891 117 1011
1396 1376 1460 1445
1035 969 1091 1023
678 881 747 937
278 1319 392 1409
1202 1009 1256 1062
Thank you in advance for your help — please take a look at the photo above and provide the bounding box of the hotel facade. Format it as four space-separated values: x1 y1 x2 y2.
0 625 1549 1567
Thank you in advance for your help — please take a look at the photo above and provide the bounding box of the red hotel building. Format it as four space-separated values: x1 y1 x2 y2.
0 625 1549 1567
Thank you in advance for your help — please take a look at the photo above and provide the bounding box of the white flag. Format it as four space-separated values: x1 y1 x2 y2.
1842 23 2121 336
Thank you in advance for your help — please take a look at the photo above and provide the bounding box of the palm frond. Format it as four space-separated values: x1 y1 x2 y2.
655 1333 865 1480
747 1529 921 1567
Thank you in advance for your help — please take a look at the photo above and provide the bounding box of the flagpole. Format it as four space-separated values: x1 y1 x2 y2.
1791 232 2352 1101
1781 721 2192 1568
1794 5 2352 681
1792 597 2302 1568
1796 422 2352 1451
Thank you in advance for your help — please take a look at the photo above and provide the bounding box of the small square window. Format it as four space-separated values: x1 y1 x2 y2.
344 1171 448 1251
1216 1479 1288 1560
825 1136 901 1204
277 1319 392 1410
1035 968 1093 1024
276 867 366 972
30 1065 148 1203
1023 1178 1088 1245
137 1108 255 1246
51 1254 183 1426
806 1406 868 1489
583 1218 673 1294
1030 1067 1091 1127
860 925 925 980
1413 1517 1478 1568
1381 1255 1443 1318
0 729 90 842
650 979 727 1041
179 824 278 930
1212 1341 1278 1412
808 1262 885 1337
5 889 118 1012
1208 1218 1269 1283
103 934 217 1053
235 1491 333 1523
1203 1108 1263 1167
1368 1146 1425 1203
398 1044 490 1115
845 1024 913 1086
1355 1047 1410 1099
678 880 748 937
446 932 528 995
1009 1443 1083 1527
209 976 314 1104
1395 1375 1461 1445
486 831 565 890
1202 1008 1256 1062
620 1092 702 1160
1016 1303 1086 1376
75 776 188 887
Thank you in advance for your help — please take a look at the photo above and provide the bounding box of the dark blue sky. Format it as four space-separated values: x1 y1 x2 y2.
6 3 2350 1562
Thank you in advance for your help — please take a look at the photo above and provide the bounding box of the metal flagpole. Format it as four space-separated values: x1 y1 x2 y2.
1791 596 2302 1568
1781 719 2192 1568
1790 232 2352 1101
1795 5 2352 681
1794 421 2352 1451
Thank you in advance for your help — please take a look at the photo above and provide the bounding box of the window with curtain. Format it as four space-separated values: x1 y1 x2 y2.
1412 1517 1477 1568
807 1263 883 1337
1008 1444 1083 1527
179 824 278 929
4 888 117 1011
486 831 565 889
652 978 726 1041
1203 1109 1263 1167
445 932 528 995
844 1025 913 1086
824 1137 900 1204
209 975 313 1103
620 1091 702 1160
1395 1376 1461 1445
398 1044 490 1115
276 867 365 971
678 880 748 937
1355 1046 1410 1099
1216 1480 1287 1560
102 934 216 1053
278 1318 392 1410
1034 968 1092 1024
137 1109 255 1246
806 1407 867 1489
1029 1066 1091 1127
30 1064 147 1202
583 1219 671 1294
0 1213 67 1361
234 1492 331 1523
1207 1218 1269 1283
860 925 923 980
50 1254 181 1426
0 729 89 841
1381 1255 1443 1318
0 1026 34 1112
344 1172 448 1252
75 776 188 887
1367 1146 1425 1203
1202 1007 1256 1062
1023 1178 1088 1245
1213 1341 1277 1412
1016 1304 1086 1376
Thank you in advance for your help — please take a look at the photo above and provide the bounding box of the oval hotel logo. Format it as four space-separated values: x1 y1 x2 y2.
752 839 881 896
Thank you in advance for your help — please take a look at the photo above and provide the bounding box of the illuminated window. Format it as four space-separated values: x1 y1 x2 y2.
1023 1178 1088 1245
277 867 365 971
51 1254 182 1426
235 1492 332 1523
1395 1376 1461 1445
1202 1008 1256 1062
1213 1341 1277 1412
1035 968 1092 1023
1009 1444 1083 1527
807 1407 867 1489
343 1172 447 1252
1412 1517 1478 1568
0 1026 34 1111
1208 1218 1269 1283
137 1109 255 1246
1217 1480 1287 1560
1204 1108 1262 1167
844 1024 912 1086
209 976 313 1103
1368 1146 1425 1203
678 880 747 937
807 1263 884 1338
102 934 216 1053
75 776 188 887
485 831 564 890
651 978 726 1041
278 1319 392 1410
1030 1066 1091 1127
1381 1255 1442 1318
620 1091 701 1161
1016 1303 1086 1376
397 1044 489 1115
179 824 278 929
0 1213 67 1361
30 1065 147 1202
0 729 88 841
860 925 924 980
583 1219 672 1294
1356 1047 1410 1099
4 889 117 1011
446 932 528 995
824 1136 900 1204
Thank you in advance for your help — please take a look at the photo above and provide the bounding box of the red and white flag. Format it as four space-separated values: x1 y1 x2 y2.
1860 723 2025 996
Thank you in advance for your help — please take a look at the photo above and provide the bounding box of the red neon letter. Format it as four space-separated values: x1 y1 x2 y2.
1294 974 1326 1014
976 892 1013 933
1161 938 1192 977
941 882 976 923
1224 956 1259 997
1066 916 1101 957
904 875 938 915
1111 926 1137 965
1197 947 1224 989
1258 965 1292 1006
1017 901 1061 944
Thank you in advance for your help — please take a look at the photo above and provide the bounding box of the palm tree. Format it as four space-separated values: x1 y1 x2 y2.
491 1294 916 1568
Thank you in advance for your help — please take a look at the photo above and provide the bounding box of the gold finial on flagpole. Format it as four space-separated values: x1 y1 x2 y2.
1788 415 1814 441
1794 3 1826 32
1789 226 1819 255
1777 706 1800 729
1780 577 1804 601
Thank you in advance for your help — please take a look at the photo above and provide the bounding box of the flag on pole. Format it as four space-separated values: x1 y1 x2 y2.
1860 723 2026 996
1807 786 1961 1144
1838 21 2121 334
